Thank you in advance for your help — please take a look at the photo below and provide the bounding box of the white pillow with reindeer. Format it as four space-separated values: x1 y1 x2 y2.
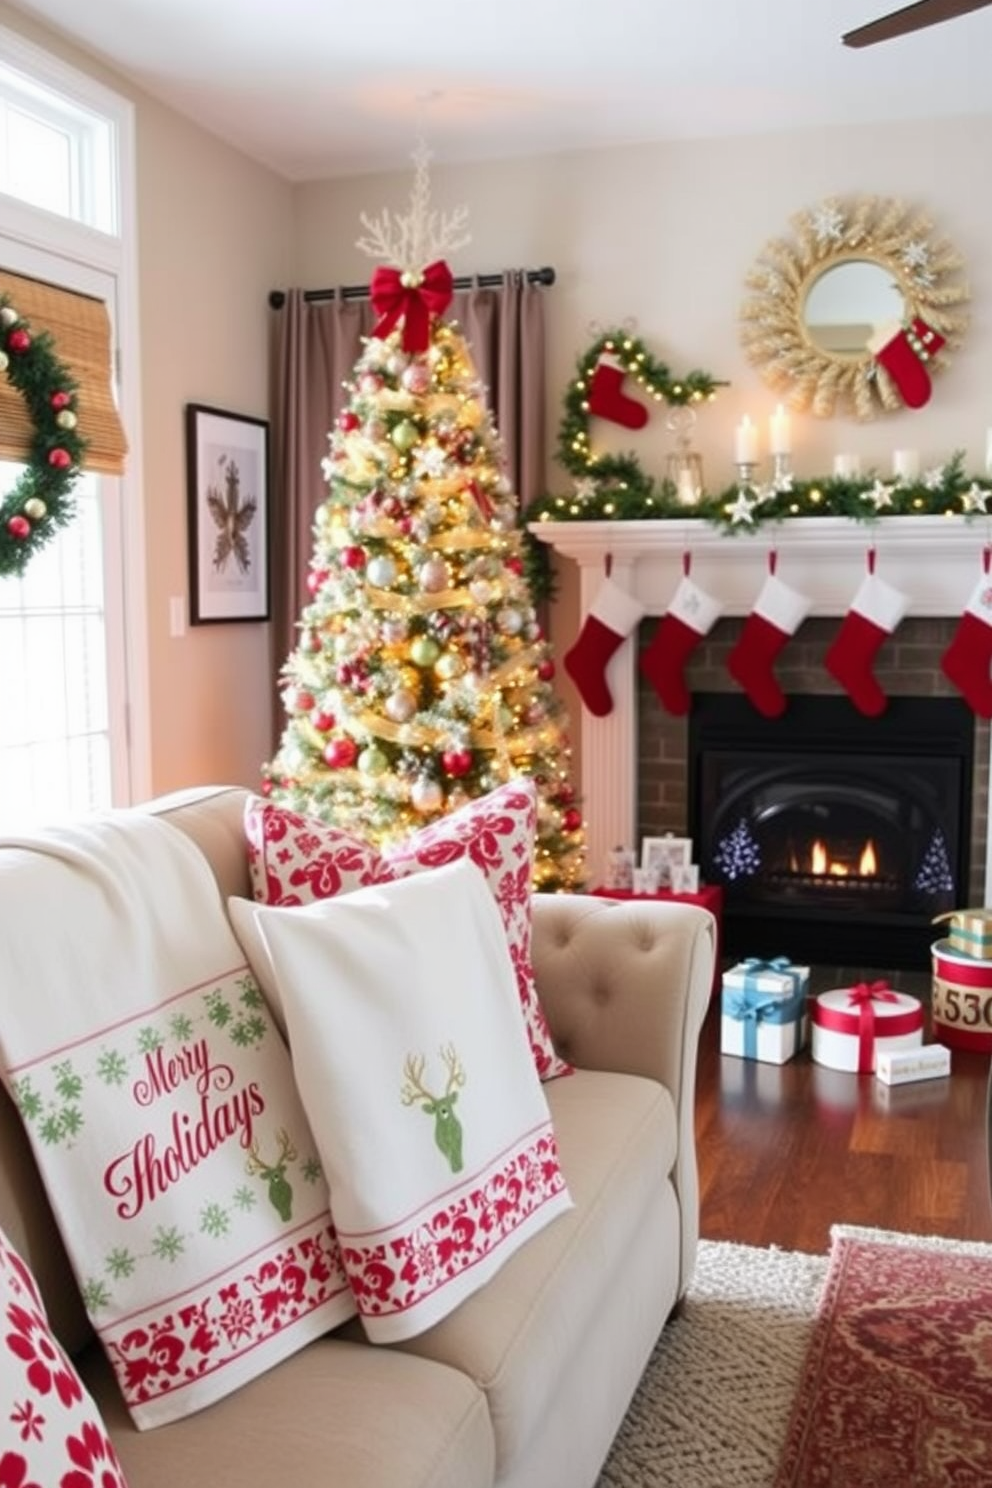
233 857 573 1342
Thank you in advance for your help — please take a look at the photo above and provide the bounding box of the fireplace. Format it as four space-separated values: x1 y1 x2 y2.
687 692 974 969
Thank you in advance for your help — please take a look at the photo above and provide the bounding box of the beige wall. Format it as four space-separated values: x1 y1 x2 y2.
1 4 295 799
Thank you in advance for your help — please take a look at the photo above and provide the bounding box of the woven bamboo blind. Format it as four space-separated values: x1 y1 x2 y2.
0 269 128 475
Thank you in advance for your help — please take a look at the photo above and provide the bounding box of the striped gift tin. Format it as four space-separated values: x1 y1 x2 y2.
930 938 992 1051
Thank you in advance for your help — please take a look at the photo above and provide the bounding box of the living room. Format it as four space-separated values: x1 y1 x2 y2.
2 3 992 1485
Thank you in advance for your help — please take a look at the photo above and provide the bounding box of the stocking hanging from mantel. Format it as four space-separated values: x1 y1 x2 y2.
639 553 723 716
941 545 992 718
824 549 910 718
727 551 811 719
563 561 645 717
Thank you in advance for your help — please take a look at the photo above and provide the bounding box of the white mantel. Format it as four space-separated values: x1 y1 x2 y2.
529 516 990 885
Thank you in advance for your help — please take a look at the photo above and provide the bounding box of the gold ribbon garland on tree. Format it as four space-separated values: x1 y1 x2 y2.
0 293 87 581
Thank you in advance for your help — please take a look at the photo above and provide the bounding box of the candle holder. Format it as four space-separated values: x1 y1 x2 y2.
735 461 758 489
666 408 704 507
771 451 792 485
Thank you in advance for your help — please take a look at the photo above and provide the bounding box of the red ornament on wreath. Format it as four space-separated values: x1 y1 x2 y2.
7 328 31 354
8 515 30 539
51 390 72 411
48 448 72 470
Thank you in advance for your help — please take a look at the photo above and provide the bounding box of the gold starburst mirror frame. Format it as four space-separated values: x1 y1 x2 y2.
740 195 969 420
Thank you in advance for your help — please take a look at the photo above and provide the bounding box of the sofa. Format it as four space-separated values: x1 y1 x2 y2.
0 783 715 1488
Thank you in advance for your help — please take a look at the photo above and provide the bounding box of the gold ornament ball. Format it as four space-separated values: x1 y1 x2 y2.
434 652 464 681
23 498 47 520
357 744 388 776
56 409 78 430
391 420 419 452
409 635 441 667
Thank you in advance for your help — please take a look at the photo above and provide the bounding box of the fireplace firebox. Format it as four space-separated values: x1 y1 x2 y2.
688 693 975 969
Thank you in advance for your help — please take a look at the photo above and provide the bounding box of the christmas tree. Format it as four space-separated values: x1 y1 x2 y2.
263 148 585 892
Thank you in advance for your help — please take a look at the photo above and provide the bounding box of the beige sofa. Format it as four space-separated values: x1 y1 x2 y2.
0 784 715 1488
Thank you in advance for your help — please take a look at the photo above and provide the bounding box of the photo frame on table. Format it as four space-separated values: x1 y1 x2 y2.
640 836 693 888
186 404 270 624
670 863 700 894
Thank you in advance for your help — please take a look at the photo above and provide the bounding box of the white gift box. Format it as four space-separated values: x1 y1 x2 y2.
875 1044 951 1086
720 1010 808 1065
720 958 809 1065
811 983 924 1073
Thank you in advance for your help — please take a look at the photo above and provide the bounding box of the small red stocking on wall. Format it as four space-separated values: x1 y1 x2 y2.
941 555 992 717
727 568 811 719
824 563 910 717
586 353 649 430
640 568 723 716
564 574 645 717
867 316 946 410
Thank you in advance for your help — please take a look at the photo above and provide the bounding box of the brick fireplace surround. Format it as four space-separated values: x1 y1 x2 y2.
530 517 991 905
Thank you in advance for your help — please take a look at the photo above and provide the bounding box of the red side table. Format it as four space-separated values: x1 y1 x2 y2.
589 884 724 999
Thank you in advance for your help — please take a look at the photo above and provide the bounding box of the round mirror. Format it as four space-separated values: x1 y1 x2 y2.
741 195 969 419
802 260 905 358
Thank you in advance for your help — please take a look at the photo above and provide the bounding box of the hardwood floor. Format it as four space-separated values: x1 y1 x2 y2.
695 968 992 1255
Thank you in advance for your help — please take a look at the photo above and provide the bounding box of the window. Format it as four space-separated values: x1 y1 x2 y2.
0 25 140 830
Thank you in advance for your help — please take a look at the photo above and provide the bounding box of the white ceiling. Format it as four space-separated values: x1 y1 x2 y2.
8 0 992 182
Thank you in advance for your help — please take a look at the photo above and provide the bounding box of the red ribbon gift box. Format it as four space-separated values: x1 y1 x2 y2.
810 980 924 1073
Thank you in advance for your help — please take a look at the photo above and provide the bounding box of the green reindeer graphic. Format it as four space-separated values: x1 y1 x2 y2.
401 1045 466 1173
245 1128 297 1220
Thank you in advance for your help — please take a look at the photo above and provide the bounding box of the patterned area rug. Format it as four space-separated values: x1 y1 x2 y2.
596 1226 992 1488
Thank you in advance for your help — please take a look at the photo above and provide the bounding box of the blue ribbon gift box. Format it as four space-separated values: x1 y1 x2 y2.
720 957 810 1064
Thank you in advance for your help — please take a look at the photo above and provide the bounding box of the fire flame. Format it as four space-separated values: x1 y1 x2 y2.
809 839 877 878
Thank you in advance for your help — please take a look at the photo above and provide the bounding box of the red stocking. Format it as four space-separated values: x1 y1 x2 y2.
728 570 811 718
941 556 992 717
640 570 723 716
564 575 645 717
867 316 946 409
587 354 648 430
824 564 909 717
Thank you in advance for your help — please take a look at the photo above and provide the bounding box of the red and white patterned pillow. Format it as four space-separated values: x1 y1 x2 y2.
1 1222 128 1488
244 780 571 1081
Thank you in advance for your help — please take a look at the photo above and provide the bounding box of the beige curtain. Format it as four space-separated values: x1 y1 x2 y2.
268 273 548 742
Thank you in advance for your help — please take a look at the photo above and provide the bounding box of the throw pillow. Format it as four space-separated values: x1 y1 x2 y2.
243 780 571 1080
240 858 573 1343
1 1221 129 1488
0 813 356 1431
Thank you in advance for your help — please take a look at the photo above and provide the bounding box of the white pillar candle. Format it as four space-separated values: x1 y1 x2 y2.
833 453 861 478
735 416 758 464
892 449 920 481
769 403 791 456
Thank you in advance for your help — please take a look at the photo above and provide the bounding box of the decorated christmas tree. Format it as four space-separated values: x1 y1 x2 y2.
263 148 585 892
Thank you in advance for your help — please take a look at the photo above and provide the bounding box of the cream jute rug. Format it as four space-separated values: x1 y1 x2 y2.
595 1225 992 1488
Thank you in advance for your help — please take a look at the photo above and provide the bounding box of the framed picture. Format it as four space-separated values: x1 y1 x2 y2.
641 836 692 888
670 863 700 894
186 404 270 623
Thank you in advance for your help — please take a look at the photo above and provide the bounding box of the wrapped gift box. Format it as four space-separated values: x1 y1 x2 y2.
933 908 992 961
810 981 924 1073
721 957 809 1064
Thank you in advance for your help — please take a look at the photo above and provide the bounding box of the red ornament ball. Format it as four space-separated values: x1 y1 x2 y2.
306 568 329 597
340 545 367 570
505 556 524 576
441 748 473 778
294 689 316 713
50 390 72 411
537 659 556 681
7 328 31 354
310 708 336 733
7 514 30 539
324 737 358 769
563 807 582 833
338 410 360 432
47 448 72 470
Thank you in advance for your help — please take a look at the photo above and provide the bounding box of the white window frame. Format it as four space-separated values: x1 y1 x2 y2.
0 24 149 815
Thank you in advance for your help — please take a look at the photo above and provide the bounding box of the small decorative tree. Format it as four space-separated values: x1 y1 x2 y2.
264 146 585 892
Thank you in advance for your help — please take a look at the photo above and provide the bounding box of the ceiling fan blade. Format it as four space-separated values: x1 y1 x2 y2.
843 0 992 47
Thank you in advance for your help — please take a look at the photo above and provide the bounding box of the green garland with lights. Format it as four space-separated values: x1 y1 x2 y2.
0 293 87 581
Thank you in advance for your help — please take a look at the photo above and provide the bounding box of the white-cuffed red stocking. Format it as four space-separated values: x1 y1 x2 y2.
563 575 645 717
867 316 946 410
728 571 811 718
639 572 723 716
941 564 992 717
586 353 648 429
825 567 910 716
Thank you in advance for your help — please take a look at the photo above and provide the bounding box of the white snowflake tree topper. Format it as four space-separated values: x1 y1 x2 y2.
356 140 471 278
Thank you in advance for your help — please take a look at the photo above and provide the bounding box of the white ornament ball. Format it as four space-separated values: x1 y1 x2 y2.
419 556 450 593
366 555 397 588
359 372 383 394
497 607 524 636
386 351 408 377
410 776 444 813
381 617 409 645
384 688 418 723
435 651 465 681
402 363 431 395
0 306 18 328
469 578 493 605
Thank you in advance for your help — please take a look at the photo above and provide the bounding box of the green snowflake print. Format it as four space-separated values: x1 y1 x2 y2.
200 1202 230 1238
13 1077 43 1122
60 1107 84 1140
52 1060 83 1102
169 1012 195 1043
204 989 232 1028
233 1185 257 1212
301 1156 322 1184
82 1277 111 1312
136 1026 164 1055
105 1247 136 1281
96 1048 129 1086
151 1225 186 1263
230 1014 267 1048
237 975 265 1011
39 1112 64 1145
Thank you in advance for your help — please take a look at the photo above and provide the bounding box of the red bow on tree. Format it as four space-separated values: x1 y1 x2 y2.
369 260 454 353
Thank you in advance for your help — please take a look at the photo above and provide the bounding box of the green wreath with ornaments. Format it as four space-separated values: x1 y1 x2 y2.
0 293 87 581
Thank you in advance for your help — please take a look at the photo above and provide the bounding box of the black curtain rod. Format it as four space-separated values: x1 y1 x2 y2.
268 265 555 310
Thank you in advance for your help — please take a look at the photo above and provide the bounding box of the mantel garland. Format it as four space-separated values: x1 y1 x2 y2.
0 293 87 581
